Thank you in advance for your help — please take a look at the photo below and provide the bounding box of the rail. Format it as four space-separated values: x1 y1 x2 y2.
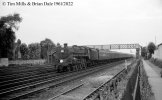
83 68 127 100
83 60 137 100
0 60 126 100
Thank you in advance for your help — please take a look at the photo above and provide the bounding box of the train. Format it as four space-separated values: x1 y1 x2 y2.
52 43 133 72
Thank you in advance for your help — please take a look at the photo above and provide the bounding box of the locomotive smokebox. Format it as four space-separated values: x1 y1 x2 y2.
64 43 68 48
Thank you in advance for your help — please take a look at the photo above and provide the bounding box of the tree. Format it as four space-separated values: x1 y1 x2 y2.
0 13 22 58
147 42 156 58
141 47 147 58
40 38 55 59
20 43 29 60
28 43 41 59
17 39 21 45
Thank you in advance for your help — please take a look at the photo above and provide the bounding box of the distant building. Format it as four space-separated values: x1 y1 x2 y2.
152 43 162 60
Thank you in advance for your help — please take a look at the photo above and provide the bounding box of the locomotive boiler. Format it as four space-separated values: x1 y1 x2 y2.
53 43 133 72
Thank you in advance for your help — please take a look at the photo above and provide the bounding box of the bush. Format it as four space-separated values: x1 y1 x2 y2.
150 58 162 68
160 71 162 77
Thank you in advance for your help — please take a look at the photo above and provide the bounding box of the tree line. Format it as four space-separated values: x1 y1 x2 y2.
17 38 57 60
0 13 59 60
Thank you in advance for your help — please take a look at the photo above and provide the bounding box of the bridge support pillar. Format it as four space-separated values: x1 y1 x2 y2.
136 48 140 59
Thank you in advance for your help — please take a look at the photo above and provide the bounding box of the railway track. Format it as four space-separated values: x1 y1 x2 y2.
48 61 133 100
48 83 84 100
83 68 127 100
0 60 128 100
0 69 57 86
0 65 56 81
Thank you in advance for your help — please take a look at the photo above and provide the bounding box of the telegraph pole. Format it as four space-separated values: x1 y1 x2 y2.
155 36 156 45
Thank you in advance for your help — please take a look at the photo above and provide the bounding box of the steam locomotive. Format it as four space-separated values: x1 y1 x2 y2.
53 43 133 72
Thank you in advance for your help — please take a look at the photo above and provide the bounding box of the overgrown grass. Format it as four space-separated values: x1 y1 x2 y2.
150 58 162 68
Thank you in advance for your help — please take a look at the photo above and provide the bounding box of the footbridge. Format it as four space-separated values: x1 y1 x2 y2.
84 43 142 58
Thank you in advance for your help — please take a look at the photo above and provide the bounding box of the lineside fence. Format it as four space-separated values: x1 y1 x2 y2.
9 59 46 65
84 59 141 100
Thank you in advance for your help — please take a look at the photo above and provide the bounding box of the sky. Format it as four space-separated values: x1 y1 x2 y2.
0 0 162 54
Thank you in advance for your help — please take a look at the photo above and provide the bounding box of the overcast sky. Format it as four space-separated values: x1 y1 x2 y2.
1 0 162 49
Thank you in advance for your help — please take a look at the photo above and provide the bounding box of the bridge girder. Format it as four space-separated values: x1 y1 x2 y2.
85 44 141 50
84 44 141 58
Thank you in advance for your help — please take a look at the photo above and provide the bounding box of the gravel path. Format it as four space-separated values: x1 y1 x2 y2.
147 60 162 77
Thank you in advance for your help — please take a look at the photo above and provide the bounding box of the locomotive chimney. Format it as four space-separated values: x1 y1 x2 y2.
64 43 68 48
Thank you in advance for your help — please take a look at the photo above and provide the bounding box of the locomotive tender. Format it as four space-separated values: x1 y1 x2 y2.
53 43 133 72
